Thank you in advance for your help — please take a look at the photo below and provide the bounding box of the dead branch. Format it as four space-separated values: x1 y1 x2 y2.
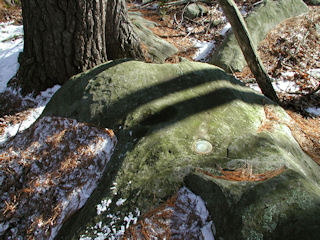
217 0 279 103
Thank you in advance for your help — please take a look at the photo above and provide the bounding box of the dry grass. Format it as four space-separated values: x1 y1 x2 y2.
198 165 286 182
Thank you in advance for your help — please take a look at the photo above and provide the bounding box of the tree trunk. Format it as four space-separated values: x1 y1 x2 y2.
217 0 279 103
17 0 145 95
106 0 145 60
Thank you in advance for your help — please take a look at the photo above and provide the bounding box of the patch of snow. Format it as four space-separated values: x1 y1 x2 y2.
281 71 295 78
248 78 300 94
0 85 61 145
116 198 126 206
240 9 248 18
193 39 215 62
170 187 215 239
81 208 141 240
273 79 300 93
187 26 194 32
0 116 117 239
305 107 320 117
221 22 231 36
97 199 112 215
118 186 215 239
308 69 320 79
0 21 62 146
147 3 159 10
0 222 9 235
202 221 215 240
0 21 23 92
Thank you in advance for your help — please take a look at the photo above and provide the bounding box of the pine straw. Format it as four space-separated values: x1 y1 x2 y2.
260 105 320 166
122 195 177 240
196 102 320 182
130 0 264 63
122 187 211 240
0 116 116 239
236 6 320 113
198 165 286 182
0 90 38 135
285 110 320 165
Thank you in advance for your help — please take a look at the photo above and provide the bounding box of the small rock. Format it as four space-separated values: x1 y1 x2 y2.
185 3 208 19
311 0 320 5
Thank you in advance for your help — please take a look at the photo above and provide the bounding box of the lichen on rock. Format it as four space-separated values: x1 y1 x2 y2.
42 60 320 239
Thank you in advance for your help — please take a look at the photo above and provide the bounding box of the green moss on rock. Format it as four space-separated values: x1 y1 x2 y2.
43 60 320 239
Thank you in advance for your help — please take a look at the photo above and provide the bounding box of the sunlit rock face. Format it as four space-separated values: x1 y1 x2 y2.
43 60 320 239
0 116 117 240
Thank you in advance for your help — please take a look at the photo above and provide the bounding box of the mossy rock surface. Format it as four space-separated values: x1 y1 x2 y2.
42 60 320 239
185 170 320 240
210 0 309 72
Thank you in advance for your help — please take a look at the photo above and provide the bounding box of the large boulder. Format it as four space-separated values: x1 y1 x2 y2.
210 0 309 72
42 60 320 239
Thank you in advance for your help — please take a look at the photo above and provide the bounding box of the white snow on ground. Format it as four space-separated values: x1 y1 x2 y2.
0 21 61 145
306 107 320 117
248 79 300 94
0 18 318 239
193 39 216 62
0 85 61 145
0 21 23 92
79 187 216 240
221 22 231 36
80 180 141 240
308 69 320 78
171 187 215 240
273 78 300 93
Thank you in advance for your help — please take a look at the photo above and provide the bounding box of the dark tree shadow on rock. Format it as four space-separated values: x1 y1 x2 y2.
49 60 279 239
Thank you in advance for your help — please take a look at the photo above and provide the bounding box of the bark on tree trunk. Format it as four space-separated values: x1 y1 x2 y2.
106 0 145 60
217 0 279 103
17 0 145 95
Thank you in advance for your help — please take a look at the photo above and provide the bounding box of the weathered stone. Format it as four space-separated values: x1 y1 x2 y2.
0 117 117 239
42 60 320 239
185 169 320 240
129 12 178 63
185 3 208 19
210 0 309 72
